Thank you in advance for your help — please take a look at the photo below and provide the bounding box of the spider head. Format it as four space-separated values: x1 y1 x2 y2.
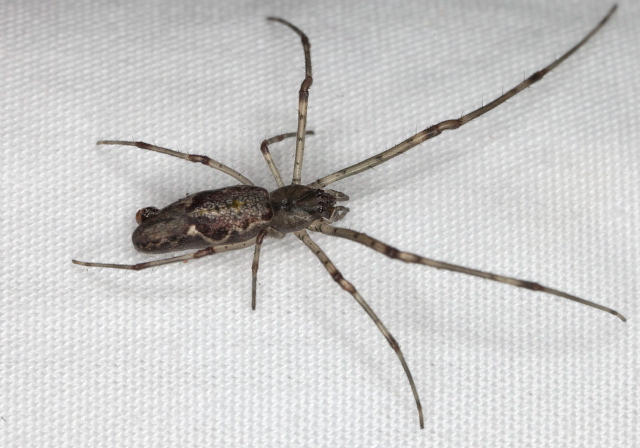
269 185 349 233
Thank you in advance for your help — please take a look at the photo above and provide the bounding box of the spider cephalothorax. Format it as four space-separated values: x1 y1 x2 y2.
269 185 349 232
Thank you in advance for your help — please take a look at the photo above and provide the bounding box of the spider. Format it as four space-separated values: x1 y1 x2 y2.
73 5 624 429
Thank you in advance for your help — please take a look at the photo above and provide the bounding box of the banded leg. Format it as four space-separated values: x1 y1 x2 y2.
251 230 268 310
260 131 315 188
72 239 257 271
295 229 424 429
308 5 617 188
97 140 254 186
309 222 626 322
267 17 313 185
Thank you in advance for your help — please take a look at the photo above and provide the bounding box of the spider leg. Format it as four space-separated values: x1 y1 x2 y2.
97 140 254 185
72 239 257 271
251 230 268 310
260 131 315 188
309 222 626 322
295 229 424 429
267 17 313 185
308 5 617 188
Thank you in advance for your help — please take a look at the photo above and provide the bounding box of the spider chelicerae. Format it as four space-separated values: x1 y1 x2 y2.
73 5 624 428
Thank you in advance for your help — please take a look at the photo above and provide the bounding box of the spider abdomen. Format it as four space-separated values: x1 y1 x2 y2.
133 185 273 253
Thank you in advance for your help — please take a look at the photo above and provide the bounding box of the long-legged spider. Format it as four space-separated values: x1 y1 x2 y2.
73 5 624 429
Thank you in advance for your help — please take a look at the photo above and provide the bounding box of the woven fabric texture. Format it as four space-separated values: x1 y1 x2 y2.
1 1 638 447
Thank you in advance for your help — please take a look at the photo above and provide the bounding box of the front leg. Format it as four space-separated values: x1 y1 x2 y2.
308 222 626 322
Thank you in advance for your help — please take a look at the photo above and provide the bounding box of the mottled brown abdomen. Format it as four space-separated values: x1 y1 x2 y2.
133 186 273 253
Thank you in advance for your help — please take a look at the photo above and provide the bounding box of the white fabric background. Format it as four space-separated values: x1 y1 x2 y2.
1 0 638 446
